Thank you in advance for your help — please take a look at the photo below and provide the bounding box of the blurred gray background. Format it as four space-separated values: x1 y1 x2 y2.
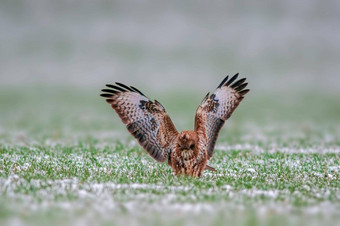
1 0 340 140
1 0 339 93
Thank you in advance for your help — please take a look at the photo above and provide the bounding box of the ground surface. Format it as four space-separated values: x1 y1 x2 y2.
0 86 339 226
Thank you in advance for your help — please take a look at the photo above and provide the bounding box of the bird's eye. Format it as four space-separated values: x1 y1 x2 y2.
190 144 195 149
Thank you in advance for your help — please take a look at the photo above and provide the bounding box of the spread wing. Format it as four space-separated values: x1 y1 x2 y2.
194 73 249 159
100 83 178 162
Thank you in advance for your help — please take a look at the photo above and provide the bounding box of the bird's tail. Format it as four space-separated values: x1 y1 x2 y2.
205 165 217 172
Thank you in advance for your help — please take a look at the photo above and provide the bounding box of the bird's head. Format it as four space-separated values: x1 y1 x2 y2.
177 131 199 155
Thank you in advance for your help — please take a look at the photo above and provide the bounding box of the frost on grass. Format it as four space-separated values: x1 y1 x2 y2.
1 176 340 217
1 124 340 226
1 143 340 220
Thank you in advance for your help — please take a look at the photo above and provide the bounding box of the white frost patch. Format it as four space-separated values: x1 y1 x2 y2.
241 189 279 198
328 166 340 173
247 168 256 173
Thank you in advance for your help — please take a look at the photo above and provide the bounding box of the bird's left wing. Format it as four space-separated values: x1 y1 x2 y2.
194 74 249 159
100 83 178 162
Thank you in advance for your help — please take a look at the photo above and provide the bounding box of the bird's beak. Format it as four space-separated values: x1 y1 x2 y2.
183 149 189 152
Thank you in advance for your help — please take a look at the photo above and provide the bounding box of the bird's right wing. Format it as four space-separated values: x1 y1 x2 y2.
101 83 178 162
194 74 249 159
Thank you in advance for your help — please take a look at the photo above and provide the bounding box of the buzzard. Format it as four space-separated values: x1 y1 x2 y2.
100 74 249 177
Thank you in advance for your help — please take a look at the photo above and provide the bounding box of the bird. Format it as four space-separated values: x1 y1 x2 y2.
100 73 249 177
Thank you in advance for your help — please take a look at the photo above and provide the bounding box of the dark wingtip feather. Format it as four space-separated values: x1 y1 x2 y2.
217 75 229 88
239 89 250 96
105 83 146 97
108 84 127 92
115 82 134 92
101 89 119 94
235 83 248 91
130 86 146 97
100 93 113 98
231 78 246 89
225 73 239 86
105 84 115 89
219 73 249 95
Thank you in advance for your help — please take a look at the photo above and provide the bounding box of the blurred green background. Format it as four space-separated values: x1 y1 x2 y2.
1 0 340 144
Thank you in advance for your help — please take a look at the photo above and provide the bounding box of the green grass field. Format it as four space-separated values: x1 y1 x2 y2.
0 85 339 226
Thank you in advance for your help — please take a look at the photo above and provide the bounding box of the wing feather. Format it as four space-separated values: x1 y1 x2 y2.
194 74 249 159
101 83 178 162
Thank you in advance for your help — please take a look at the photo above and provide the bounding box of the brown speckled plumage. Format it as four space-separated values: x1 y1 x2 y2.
100 74 249 177
171 131 207 177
